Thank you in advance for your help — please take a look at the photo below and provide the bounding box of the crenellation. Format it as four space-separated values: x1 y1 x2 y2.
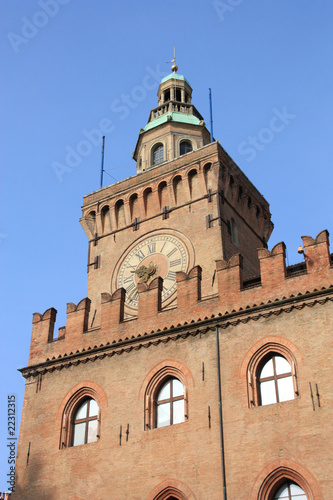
27 231 332 369
176 265 202 309
258 241 286 288
138 276 163 320
302 229 331 274
29 307 57 365
65 298 91 340
100 288 125 333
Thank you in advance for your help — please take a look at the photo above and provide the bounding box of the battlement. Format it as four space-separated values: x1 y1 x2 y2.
27 230 332 368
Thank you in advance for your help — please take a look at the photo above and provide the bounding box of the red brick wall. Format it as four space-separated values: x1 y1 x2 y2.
15 228 332 499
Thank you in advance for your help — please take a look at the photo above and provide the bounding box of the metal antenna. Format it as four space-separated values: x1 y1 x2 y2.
209 88 214 142
100 136 105 189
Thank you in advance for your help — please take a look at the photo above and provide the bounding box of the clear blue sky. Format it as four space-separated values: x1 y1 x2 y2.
0 0 332 489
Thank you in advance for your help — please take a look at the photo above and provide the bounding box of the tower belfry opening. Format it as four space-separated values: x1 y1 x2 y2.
133 65 210 172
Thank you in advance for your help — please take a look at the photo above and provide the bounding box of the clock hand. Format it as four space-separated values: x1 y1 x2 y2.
127 284 138 302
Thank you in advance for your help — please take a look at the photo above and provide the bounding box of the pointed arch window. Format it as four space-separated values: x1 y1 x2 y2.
72 398 99 446
60 388 102 449
156 378 185 428
273 482 307 499
259 355 294 406
247 344 298 407
144 366 189 430
152 143 164 166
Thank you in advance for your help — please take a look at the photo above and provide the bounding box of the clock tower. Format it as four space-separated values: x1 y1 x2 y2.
80 65 273 326
14 64 332 500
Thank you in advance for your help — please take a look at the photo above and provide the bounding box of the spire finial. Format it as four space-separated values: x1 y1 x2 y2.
170 45 178 73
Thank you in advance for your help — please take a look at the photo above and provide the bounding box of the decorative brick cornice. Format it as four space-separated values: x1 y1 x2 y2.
19 286 333 379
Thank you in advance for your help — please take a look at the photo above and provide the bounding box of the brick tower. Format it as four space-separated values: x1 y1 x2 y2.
14 66 332 500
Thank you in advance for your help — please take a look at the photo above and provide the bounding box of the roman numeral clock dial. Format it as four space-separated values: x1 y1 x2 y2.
116 233 190 312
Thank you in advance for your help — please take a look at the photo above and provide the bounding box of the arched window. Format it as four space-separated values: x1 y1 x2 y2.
246 344 298 408
72 398 99 446
188 169 199 199
143 365 190 430
152 143 164 166
115 199 126 228
60 386 103 449
273 482 307 499
259 355 294 406
180 140 192 156
173 175 183 205
101 205 111 233
86 210 96 236
156 378 185 428
153 486 190 500
204 163 212 190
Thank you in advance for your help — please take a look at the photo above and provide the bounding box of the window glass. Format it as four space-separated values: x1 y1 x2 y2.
73 422 86 446
260 380 277 406
274 482 307 499
155 377 185 428
87 419 98 443
158 380 171 401
290 484 306 495
259 355 294 405
275 356 291 375
89 399 99 417
153 144 164 165
172 379 183 397
180 141 192 156
277 376 294 402
72 397 99 447
157 402 171 428
76 400 88 420
260 358 274 378
173 399 185 424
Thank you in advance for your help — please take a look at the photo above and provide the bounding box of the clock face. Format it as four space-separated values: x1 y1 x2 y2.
117 233 189 310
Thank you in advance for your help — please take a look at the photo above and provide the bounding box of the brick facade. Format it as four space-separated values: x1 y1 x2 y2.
14 69 332 500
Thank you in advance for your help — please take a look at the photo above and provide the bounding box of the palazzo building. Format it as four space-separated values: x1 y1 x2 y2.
14 65 332 499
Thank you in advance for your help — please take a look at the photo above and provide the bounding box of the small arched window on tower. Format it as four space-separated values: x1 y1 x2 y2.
152 143 164 166
179 140 192 156
101 205 111 234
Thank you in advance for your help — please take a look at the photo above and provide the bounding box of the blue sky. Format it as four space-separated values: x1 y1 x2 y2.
0 0 332 490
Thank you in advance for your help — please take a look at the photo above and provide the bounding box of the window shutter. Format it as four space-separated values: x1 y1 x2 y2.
292 360 299 395
145 395 150 429
248 370 255 406
97 409 101 439
184 387 188 419
61 414 68 448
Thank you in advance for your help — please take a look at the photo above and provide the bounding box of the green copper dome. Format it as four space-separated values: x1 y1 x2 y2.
161 73 191 87
144 111 202 132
